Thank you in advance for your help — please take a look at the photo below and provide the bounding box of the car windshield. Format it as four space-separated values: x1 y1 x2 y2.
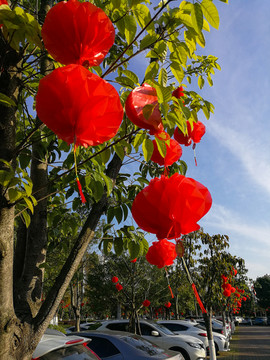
194 324 206 331
152 323 175 335
38 344 99 359
122 335 167 356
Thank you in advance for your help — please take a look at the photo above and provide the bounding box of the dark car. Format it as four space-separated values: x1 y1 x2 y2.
69 331 184 360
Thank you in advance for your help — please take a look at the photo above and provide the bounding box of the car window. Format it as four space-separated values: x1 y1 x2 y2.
106 323 129 332
122 335 165 356
139 323 156 336
88 337 120 358
194 324 206 331
161 323 188 332
152 323 174 335
38 344 98 359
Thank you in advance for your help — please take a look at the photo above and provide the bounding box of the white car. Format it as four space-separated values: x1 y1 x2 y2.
32 331 100 359
95 319 206 360
158 320 230 354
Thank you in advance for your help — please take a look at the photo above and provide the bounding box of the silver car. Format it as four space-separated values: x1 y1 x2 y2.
70 331 184 360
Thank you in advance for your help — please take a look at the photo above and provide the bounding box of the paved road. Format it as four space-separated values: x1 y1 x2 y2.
218 325 270 360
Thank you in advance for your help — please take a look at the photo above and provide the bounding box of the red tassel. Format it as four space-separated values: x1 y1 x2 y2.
76 177 86 203
193 143 198 166
192 283 206 313
168 285 174 299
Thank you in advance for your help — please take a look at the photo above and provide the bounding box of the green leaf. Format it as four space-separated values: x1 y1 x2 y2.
140 34 158 50
140 237 149 255
107 207 115 223
133 131 145 151
92 180 104 202
8 188 21 202
128 241 141 259
170 62 184 84
115 206 123 224
191 3 203 34
100 173 113 196
142 103 155 120
133 4 155 34
0 169 13 187
158 68 167 87
23 196 34 214
114 236 124 256
124 15 137 44
121 203 129 221
198 75 205 89
121 70 139 85
114 144 125 161
201 0 220 29
103 239 113 255
155 137 166 158
144 62 159 81
100 148 111 164
0 93 16 107
21 210 31 228
142 138 154 162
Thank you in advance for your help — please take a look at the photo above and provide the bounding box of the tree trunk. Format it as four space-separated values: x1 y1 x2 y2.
203 309 216 360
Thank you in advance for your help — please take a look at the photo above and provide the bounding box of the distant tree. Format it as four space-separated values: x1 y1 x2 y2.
254 275 270 311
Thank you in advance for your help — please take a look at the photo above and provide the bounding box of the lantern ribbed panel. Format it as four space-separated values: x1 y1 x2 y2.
36 64 123 147
151 138 182 167
132 174 212 239
125 83 164 135
41 0 115 66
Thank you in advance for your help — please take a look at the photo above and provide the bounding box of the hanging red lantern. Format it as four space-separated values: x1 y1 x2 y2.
231 287 236 293
111 276 119 283
224 283 232 291
223 289 231 297
115 283 123 291
130 258 137 263
221 274 228 283
172 86 184 99
36 64 123 147
151 138 182 167
164 301 172 308
235 293 240 298
125 83 164 135
142 299 151 307
132 173 212 239
174 121 205 146
41 0 115 67
146 239 177 268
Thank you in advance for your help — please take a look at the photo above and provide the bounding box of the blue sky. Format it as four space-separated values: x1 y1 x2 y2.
187 0 270 281
123 0 270 281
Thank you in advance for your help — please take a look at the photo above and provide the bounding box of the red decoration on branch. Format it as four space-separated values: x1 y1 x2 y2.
76 177 86 203
142 299 151 307
36 64 123 147
41 0 115 67
172 86 184 100
223 289 231 297
164 301 171 308
115 283 123 291
146 239 177 268
130 258 137 263
174 121 205 147
125 83 164 135
111 276 119 283
132 174 212 239
151 138 182 167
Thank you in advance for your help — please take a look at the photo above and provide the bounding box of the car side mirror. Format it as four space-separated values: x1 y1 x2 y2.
151 330 159 337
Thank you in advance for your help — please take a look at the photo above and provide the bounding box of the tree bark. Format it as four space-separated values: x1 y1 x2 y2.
203 308 216 360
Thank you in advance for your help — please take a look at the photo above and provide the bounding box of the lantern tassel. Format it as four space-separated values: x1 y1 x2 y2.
76 177 86 203
192 143 197 166
74 145 86 203
181 258 206 313
165 267 174 298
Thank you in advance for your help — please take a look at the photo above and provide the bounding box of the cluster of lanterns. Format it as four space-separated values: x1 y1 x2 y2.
221 269 248 314
111 276 123 291
36 0 123 201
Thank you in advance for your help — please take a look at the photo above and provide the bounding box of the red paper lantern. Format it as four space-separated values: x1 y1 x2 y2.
235 293 240 298
130 258 137 263
151 138 182 167
41 0 115 67
142 299 151 307
174 121 205 146
36 64 123 147
225 283 232 291
223 289 231 297
221 274 228 283
111 276 118 283
231 287 236 293
164 301 172 308
172 86 184 99
146 239 177 268
132 173 212 239
125 83 164 135
115 283 123 291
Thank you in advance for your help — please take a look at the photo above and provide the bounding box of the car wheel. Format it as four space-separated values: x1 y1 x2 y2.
170 347 190 360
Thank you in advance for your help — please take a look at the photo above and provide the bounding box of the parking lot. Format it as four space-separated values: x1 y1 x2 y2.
218 325 270 359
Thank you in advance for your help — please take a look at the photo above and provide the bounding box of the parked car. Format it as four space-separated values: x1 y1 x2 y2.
253 317 267 325
70 331 184 360
66 322 101 333
195 319 229 340
158 320 229 355
32 332 100 359
94 319 207 360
